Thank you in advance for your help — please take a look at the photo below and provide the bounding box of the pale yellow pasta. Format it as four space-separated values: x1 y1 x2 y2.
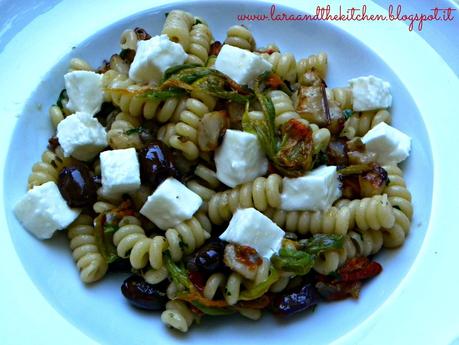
113 215 210 271
161 10 195 51
341 109 392 139
328 86 353 109
27 147 74 190
224 25 256 51
49 105 65 128
380 164 412 248
67 215 108 283
167 97 213 160
161 300 196 333
68 57 94 72
208 174 283 225
313 230 383 275
259 51 296 83
119 28 138 50
186 23 212 66
297 52 328 82
107 112 143 149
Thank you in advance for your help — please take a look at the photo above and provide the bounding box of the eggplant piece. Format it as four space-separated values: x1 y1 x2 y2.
271 283 319 316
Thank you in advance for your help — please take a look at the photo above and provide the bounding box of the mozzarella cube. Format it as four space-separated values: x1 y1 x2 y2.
57 111 107 161
215 45 272 85
100 148 141 198
349 75 392 111
361 122 411 164
140 177 202 230
280 165 341 211
14 182 81 239
214 129 268 188
219 208 285 259
64 70 104 115
129 34 188 85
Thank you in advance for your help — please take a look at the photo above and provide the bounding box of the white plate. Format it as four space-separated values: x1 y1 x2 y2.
1 1 459 344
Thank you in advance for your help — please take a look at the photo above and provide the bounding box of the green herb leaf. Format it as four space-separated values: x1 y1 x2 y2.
162 64 202 82
239 266 280 300
195 18 203 25
103 223 119 235
300 234 344 255
343 109 353 120
271 249 315 275
164 252 191 291
93 215 119 264
141 88 186 101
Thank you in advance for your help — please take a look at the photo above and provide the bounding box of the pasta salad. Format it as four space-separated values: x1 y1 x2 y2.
14 9 412 333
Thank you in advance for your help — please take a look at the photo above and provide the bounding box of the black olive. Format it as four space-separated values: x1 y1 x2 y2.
139 140 179 188
271 283 319 316
57 165 97 208
121 275 168 311
187 240 225 273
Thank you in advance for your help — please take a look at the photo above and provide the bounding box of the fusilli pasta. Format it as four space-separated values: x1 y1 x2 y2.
68 214 108 283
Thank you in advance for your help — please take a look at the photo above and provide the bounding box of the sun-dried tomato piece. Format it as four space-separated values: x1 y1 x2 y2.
338 257 382 282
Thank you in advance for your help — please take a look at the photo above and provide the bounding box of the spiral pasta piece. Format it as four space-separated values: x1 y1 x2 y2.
68 58 94 72
27 147 74 189
186 164 221 213
107 112 143 149
259 52 296 83
103 70 187 120
313 230 383 275
265 206 352 236
167 97 212 160
208 174 282 225
49 105 65 128
161 300 196 333
67 215 108 283
161 10 195 51
297 52 328 82
328 86 353 110
224 25 256 51
267 90 301 127
186 23 212 66
266 194 395 236
333 194 396 231
203 272 243 305
341 109 392 139
113 216 210 271
380 165 412 248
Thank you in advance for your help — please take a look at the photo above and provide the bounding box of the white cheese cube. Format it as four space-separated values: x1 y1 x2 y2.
349 75 392 111
219 208 285 259
361 122 411 164
215 44 272 85
14 182 81 239
100 148 141 198
140 177 202 230
129 34 188 85
64 70 104 115
280 165 341 211
214 129 268 188
57 111 107 161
